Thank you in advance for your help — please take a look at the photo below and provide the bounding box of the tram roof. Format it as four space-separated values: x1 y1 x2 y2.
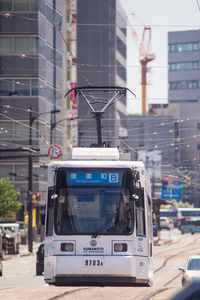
48 148 145 169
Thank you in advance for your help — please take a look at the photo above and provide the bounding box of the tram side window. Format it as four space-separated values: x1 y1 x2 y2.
135 188 146 236
46 187 55 236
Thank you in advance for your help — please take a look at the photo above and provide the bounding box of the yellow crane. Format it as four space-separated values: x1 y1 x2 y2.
127 18 155 114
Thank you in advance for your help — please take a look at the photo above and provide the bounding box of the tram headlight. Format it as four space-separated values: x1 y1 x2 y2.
61 242 74 252
114 243 127 252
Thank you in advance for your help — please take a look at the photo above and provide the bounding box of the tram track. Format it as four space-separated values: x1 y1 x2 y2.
45 235 200 300
154 231 199 257
154 235 200 273
143 287 172 300
143 236 200 299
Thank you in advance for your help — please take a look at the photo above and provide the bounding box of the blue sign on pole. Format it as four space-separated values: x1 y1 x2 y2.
161 186 182 200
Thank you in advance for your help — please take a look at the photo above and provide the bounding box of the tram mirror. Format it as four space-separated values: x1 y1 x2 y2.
179 267 185 272
132 192 139 201
132 170 140 181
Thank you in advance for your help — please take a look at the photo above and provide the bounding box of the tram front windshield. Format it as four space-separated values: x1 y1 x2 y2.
55 168 133 235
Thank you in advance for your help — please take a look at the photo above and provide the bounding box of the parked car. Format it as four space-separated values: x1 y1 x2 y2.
0 223 20 254
170 279 200 300
0 255 2 276
179 255 200 286
180 219 200 234
36 243 44 276
159 217 174 230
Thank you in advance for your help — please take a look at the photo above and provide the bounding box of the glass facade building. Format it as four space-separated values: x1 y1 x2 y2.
0 0 65 220
76 0 127 148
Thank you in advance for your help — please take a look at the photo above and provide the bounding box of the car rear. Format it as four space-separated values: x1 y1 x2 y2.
36 244 44 275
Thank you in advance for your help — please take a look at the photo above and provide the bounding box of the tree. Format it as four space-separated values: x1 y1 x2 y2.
0 178 22 218
160 200 194 209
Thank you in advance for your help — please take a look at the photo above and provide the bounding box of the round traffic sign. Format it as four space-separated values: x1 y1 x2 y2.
48 144 62 159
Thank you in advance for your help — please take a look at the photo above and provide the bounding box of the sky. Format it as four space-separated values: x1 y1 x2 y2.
121 0 200 114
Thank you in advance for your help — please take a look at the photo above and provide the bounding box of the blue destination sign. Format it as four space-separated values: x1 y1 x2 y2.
161 186 182 200
67 171 121 185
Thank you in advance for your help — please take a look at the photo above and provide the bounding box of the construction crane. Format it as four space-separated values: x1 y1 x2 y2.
127 17 155 115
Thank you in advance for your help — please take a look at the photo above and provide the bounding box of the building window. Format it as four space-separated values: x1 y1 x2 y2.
32 79 38 96
0 79 12 95
0 0 38 11
169 42 200 53
117 60 126 82
14 79 30 95
0 164 13 178
0 37 12 53
0 0 12 11
117 37 126 59
116 11 126 36
169 80 200 90
31 37 38 53
0 36 38 54
15 122 29 139
14 37 30 53
15 165 28 181
169 61 200 72
31 0 37 10
0 122 12 138
197 123 200 130
197 144 200 151
0 120 39 139
14 0 29 11
0 78 43 97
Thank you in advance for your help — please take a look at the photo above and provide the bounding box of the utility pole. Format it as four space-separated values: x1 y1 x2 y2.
28 106 33 253
27 107 61 252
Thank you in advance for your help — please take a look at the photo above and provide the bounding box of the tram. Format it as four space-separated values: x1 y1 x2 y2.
44 147 153 286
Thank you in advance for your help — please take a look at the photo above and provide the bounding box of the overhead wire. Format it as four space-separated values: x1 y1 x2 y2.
1 7 200 170
1 12 199 28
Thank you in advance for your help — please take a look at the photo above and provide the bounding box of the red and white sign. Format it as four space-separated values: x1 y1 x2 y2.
48 144 62 159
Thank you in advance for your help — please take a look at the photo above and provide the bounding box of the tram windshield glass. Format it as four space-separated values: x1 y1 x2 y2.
54 168 134 235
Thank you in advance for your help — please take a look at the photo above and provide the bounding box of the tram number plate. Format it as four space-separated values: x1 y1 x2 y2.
83 258 104 267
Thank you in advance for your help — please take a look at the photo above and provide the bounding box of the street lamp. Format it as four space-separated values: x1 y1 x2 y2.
50 116 78 145
50 109 60 144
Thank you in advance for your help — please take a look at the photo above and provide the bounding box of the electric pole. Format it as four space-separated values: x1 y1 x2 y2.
28 106 33 252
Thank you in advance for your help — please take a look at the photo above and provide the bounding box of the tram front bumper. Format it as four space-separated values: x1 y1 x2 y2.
50 274 137 285
45 255 149 285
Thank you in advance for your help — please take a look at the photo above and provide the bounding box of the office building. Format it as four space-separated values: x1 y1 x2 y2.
168 29 200 104
76 0 127 148
147 29 200 205
127 114 175 197
0 1 67 220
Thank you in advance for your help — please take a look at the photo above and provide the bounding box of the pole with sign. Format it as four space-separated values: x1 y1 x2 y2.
48 145 62 160
161 181 182 200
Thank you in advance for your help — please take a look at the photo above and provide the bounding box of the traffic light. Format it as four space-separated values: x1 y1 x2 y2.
162 177 169 186
32 194 37 207
36 192 41 201
32 192 40 207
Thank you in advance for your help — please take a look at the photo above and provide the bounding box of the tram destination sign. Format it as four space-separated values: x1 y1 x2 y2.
67 171 121 185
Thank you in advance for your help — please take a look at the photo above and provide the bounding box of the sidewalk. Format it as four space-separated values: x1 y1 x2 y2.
3 241 42 261
153 228 181 246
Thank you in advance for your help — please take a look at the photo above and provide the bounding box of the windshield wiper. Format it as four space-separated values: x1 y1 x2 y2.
91 213 117 238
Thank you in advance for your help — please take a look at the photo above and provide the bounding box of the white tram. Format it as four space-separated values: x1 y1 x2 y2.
44 147 153 286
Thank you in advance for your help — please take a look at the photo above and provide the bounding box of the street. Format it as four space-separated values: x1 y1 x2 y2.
0 254 44 289
0 230 200 300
